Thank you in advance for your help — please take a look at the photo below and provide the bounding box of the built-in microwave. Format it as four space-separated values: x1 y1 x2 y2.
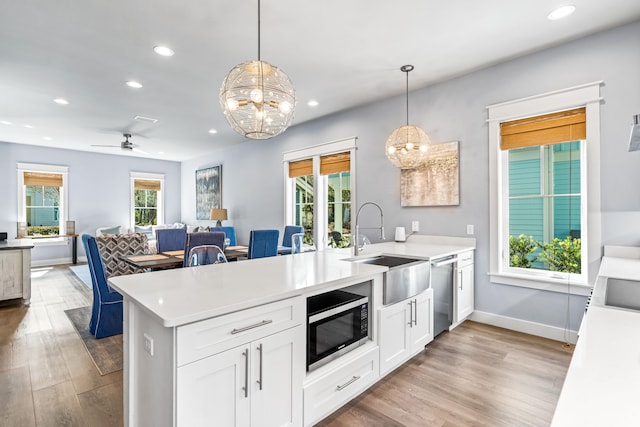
307 289 369 371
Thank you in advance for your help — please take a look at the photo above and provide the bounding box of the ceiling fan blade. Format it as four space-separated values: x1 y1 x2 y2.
90 144 120 147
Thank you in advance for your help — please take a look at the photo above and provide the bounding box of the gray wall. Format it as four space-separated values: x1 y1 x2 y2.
0 142 181 262
181 20 640 332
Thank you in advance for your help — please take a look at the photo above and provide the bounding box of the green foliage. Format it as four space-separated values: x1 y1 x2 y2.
509 234 538 268
538 236 581 274
28 226 59 236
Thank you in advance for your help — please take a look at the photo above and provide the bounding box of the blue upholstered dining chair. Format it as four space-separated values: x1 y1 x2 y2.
156 228 187 253
81 234 123 339
183 231 225 267
248 229 280 259
210 226 237 246
278 225 304 255
188 245 228 267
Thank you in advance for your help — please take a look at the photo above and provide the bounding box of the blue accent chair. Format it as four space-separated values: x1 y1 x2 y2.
248 229 279 259
183 231 225 267
156 228 187 253
210 226 237 246
278 225 304 254
82 234 123 339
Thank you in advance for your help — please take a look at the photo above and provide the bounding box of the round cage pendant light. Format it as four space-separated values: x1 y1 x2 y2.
220 0 296 140
385 65 431 169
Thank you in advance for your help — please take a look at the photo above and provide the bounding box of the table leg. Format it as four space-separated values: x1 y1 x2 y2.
72 235 78 264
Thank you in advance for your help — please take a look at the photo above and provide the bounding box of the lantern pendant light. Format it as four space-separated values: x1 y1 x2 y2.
385 65 431 169
219 0 296 139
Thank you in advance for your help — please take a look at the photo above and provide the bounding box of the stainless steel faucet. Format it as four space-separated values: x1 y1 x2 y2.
353 202 385 256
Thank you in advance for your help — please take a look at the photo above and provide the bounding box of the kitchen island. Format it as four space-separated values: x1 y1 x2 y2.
109 235 475 427
0 239 35 304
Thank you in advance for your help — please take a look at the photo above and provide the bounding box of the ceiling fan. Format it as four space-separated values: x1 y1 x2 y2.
91 133 149 154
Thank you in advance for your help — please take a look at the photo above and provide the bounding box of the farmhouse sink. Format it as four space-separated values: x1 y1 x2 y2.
605 278 640 311
352 255 425 269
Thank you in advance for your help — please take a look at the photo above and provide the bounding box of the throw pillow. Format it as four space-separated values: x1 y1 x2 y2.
100 226 121 235
134 225 154 238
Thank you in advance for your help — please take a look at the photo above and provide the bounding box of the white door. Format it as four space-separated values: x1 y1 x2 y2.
177 346 251 427
378 300 411 375
410 289 434 350
251 327 303 427
456 264 474 322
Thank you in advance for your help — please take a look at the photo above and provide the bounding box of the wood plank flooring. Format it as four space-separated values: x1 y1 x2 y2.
0 265 573 426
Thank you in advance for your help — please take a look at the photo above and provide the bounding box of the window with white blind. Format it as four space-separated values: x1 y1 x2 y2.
488 83 601 294
284 138 356 249
130 172 165 227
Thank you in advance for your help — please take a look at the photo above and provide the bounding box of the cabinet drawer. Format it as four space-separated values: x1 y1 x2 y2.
304 345 379 426
457 250 474 267
177 296 303 366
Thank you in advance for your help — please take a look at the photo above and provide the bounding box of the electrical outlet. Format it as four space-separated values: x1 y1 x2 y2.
467 224 474 235
412 221 419 232
143 333 154 356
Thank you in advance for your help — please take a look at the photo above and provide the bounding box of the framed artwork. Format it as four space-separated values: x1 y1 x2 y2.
400 141 459 207
196 165 222 220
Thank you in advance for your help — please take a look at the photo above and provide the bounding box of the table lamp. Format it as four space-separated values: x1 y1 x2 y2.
210 208 228 227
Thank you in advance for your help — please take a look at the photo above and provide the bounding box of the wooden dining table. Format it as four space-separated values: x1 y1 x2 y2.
120 246 249 270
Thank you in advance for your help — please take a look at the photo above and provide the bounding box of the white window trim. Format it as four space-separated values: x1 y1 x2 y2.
487 82 602 295
283 137 357 249
17 162 69 246
130 172 165 229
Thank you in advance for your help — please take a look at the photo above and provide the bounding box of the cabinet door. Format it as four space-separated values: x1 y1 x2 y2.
0 250 23 300
410 289 434 351
455 264 474 322
251 326 303 427
378 301 411 375
177 346 251 427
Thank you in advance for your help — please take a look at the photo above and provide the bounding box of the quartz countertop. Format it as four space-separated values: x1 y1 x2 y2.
0 240 35 250
552 254 640 426
353 235 476 260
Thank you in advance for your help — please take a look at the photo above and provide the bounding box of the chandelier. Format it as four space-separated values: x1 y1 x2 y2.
385 65 431 169
220 0 295 140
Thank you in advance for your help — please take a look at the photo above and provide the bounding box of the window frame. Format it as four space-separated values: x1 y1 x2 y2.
17 162 69 245
130 172 165 229
487 82 602 296
283 137 357 250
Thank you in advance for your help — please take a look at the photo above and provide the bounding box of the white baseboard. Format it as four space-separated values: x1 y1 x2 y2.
469 310 578 344
32 256 88 267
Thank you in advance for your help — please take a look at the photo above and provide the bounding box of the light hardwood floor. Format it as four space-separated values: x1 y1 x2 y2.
0 265 573 426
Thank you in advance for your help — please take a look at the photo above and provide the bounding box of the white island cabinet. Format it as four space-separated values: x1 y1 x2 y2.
453 250 474 326
0 240 34 304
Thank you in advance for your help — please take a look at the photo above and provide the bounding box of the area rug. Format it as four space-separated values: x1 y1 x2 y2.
69 264 92 290
64 306 123 375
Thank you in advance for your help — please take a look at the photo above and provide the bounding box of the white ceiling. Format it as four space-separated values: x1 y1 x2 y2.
1 1 639 161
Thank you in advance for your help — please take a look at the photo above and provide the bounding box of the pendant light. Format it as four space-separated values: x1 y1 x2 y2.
219 0 296 139
385 65 431 169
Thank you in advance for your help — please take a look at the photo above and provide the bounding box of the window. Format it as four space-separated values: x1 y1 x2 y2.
130 172 164 227
284 138 356 249
488 83 601 294
17 163 69 238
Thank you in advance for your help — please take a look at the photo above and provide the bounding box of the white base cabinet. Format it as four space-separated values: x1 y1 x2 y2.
453 251 474 326
378 288 433 375
0 248 31 303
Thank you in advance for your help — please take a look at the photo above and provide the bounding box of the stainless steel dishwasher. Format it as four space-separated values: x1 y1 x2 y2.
430 254 458 337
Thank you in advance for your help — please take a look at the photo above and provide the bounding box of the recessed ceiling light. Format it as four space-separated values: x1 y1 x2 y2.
0 120 12 125
154 45 174 57
126 81 143 89
24 124 33 129
43 136 53 141
208 129 218 134
53 98 70 105
307 100 319 107
134 115 158 123
548 5 576 20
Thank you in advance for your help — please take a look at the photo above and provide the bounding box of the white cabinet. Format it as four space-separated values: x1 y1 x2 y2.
453 251 474 325
177 326 303 427
378 288 433 375
0 249 31 303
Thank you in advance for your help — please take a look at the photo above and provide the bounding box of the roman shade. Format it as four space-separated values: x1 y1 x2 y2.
320 151 350 175
288 158 313 178
23 171 63 187
500 107 586 150
134 179 161 191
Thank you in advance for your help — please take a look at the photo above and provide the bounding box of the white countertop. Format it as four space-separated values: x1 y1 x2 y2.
0 239 35 250
552 255 640 426
355 235 476 260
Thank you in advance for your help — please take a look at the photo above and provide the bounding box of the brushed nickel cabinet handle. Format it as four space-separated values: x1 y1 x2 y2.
413 299 417 326
256 343 263 390
407 301 413 327
336 375 360 391
242 349 249 398
231 319 273 334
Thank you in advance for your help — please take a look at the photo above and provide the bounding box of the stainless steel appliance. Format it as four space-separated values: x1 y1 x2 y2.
430 255 458 337
307 289 369 371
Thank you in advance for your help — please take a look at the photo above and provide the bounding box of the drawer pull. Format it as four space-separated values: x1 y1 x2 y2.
242 349 249 398
336 375 360 391
231 319 273 335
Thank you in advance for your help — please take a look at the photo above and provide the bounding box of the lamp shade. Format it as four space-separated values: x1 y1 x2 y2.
210 208 228 221
385 125 431 169
220 60 295 139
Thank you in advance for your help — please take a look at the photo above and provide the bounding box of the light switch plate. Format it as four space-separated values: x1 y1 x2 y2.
467 224 474 235
412 221 419 232
143 333 154 356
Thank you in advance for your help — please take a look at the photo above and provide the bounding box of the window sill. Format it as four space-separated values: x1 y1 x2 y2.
489 272 592 296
